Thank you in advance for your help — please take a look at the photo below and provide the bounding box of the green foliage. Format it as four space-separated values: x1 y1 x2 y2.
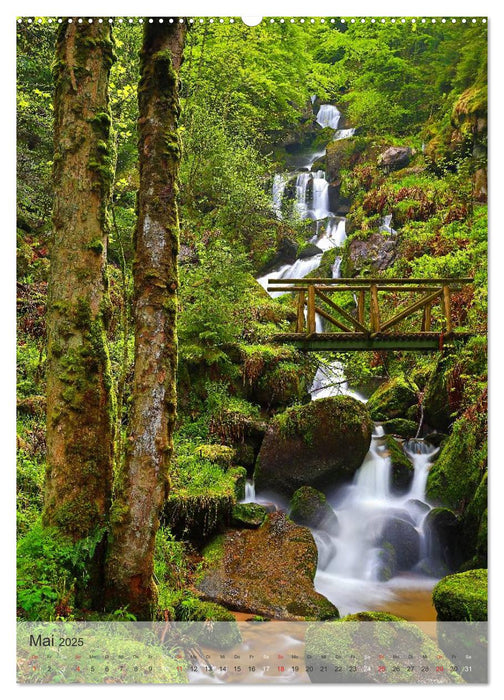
17 521 103 620
17 450 45 535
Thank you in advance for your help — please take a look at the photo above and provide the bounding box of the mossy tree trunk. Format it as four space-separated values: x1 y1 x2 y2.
44 19 115 562
106 21 185 617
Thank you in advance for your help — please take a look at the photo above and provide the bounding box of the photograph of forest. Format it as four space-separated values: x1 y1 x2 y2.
16 16 487 681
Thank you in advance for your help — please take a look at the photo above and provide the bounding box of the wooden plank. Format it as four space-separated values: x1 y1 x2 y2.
316 288 369 334
267 284 466 293
311 302 353 332
422 302 432 332
296 290 305 333
370 284 381 333
307 285 316 335
268 277 473 285
380 289 442 333
271 331 471 352
358 290 365 325
443 285 452 333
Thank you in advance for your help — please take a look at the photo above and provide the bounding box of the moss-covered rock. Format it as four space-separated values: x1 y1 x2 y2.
174 598 241 649
195 444 236 469
196 512 339 621
425 507 464 571
422 362 453 431
426 417 486 512
432 569 487 621
297 242 323 258
340 231 397 277
375 517 420 570
382 418 418 439
255 396 373 498
367 376 418 421
241 345 314 410
231 502 267 529
163 492 234 544
376 542 397 581
383 435 414 494
306 247 339 278
289 486 339 531
305 613 463 683
229 466 247 501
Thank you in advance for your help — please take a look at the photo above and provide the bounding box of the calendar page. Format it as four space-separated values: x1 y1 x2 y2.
16 14 488 684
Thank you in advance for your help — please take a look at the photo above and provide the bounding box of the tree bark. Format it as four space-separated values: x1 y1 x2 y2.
44 20 115 547
106 20 185 617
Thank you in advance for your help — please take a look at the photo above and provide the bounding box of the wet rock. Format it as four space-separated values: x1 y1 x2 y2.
422 362 453 432
376 517 421 570
425 507 464 571
341 232 397 277
258 237 297 275
432 569 487 621
367 376 418 421
229 466 247 501
376 543 397 581
383 435 414 495
255 396 373 498
382 418 418 439
196 512 339 620
298 242 323 258
231 502 267 529
289 486 339 532
378 146 412 171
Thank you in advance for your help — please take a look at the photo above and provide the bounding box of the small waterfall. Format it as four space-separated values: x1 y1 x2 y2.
326 218 347 247
243 480 256 503
311 170 331 220
295 172 311 218
334 127 356 140
316 104 341 130
380 213 396 234
272 174 287 219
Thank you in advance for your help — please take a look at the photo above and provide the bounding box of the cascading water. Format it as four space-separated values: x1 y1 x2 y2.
254 102 441 617
272 174 287 219
316 104 341 130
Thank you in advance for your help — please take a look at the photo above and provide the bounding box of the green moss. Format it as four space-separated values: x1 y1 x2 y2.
432 569 487 621
231 503 267 528
382 418 418 438
87 238 104 255
426 416 486 511
367 376 418 421
195 444 235 469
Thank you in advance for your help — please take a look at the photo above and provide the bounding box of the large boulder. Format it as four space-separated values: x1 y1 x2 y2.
432 569 487 621
196 512 339 620
341 232 397 277
382 418 418 439
422 363 453 431
378 146 412 171
375 516 421 570
289 486 339 532
366 376 418 421
254 396 373 498
424 507 464 571
305 613 463 684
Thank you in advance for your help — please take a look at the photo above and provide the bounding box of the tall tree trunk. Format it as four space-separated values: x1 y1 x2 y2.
44 20 115 553
106 20 185 618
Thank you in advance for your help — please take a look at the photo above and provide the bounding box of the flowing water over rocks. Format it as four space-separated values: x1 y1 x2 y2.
251 103 442 618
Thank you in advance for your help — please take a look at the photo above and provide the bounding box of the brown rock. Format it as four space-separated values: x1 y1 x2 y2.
196 512 339 620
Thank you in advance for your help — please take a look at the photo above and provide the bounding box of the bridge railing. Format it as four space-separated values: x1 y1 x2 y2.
267 278 473 338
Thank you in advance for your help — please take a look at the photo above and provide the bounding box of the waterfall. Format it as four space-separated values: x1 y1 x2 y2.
272 174 287 219
294 172 311 218
380 213 396 234
255 103 440 616
334 127 356 140
311 170 331 220
316 104 341 130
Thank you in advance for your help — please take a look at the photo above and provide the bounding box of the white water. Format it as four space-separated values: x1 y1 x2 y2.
254 103 440 616
316 104 341 130
272 174 287 219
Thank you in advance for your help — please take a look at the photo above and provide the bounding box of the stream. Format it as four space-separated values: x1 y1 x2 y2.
252 103 440 619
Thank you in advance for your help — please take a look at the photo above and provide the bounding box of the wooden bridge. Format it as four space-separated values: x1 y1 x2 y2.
268 277 472 351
